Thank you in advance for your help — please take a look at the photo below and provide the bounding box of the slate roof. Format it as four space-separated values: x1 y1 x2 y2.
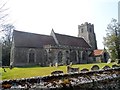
13 30 56 48
54 33 91 48
13 30 91 48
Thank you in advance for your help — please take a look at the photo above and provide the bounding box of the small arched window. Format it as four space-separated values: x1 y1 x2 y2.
28 49 36 63
58 51 63 63
82 51 86 60
70 50 77 63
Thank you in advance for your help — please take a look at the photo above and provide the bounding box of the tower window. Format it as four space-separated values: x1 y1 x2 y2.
90 28 92 32
81 28 83 33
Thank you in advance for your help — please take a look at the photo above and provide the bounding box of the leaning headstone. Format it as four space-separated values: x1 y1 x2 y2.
55 63 58 67
49 63 52 67
107 59 111 64
69 62 72 66
91 65 100 71
67 65 71 73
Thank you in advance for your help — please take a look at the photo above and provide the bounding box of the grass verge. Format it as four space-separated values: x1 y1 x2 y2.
1 63 118 80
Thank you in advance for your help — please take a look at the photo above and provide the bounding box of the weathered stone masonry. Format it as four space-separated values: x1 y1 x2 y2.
10 22 100 66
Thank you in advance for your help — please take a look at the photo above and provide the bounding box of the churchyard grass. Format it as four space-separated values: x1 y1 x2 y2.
1 63 118 80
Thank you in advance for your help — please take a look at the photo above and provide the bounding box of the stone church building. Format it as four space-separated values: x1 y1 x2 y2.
10 22 98 66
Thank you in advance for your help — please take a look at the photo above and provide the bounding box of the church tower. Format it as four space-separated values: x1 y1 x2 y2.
78 22 97 50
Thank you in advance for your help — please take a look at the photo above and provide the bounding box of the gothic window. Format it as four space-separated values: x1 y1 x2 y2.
66 51 69 58
70 50 77 63
58 51 63 63
66 51 69 64
28 49 36 63
48 49 53 64
81 28 84 33
78 51 81 63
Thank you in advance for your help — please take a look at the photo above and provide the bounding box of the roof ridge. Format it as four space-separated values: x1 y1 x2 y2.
14 30 51 37
13 30 56 48
54 32 83 39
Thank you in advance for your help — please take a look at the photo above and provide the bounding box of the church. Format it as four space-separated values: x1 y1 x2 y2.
10 22 98 66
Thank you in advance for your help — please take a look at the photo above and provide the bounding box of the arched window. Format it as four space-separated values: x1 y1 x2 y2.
70 50 77 63
58 51 63 64
78 51 81 63
82 51 85 60
44 50 48 65
28 49 36 63
44 50 47 60
66 51 69 59
81 28 84 33
66 51 69 65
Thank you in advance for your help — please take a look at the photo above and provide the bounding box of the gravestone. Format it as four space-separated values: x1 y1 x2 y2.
107 59 111 64
55 63 58 67
49 63 52 67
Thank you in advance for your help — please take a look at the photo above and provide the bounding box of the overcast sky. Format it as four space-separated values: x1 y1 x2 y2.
1 0 119 49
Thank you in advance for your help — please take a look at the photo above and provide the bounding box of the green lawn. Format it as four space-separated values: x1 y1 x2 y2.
0 63 118 80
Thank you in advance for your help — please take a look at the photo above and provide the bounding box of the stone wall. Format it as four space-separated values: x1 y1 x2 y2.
12 45 92 66
2 67 120 89
13 47 46 66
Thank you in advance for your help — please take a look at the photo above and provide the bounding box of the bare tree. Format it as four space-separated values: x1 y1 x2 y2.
0 0 9 39
0 0 9 66
0 0 8 24
0 0 15 66
2 24 15 66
